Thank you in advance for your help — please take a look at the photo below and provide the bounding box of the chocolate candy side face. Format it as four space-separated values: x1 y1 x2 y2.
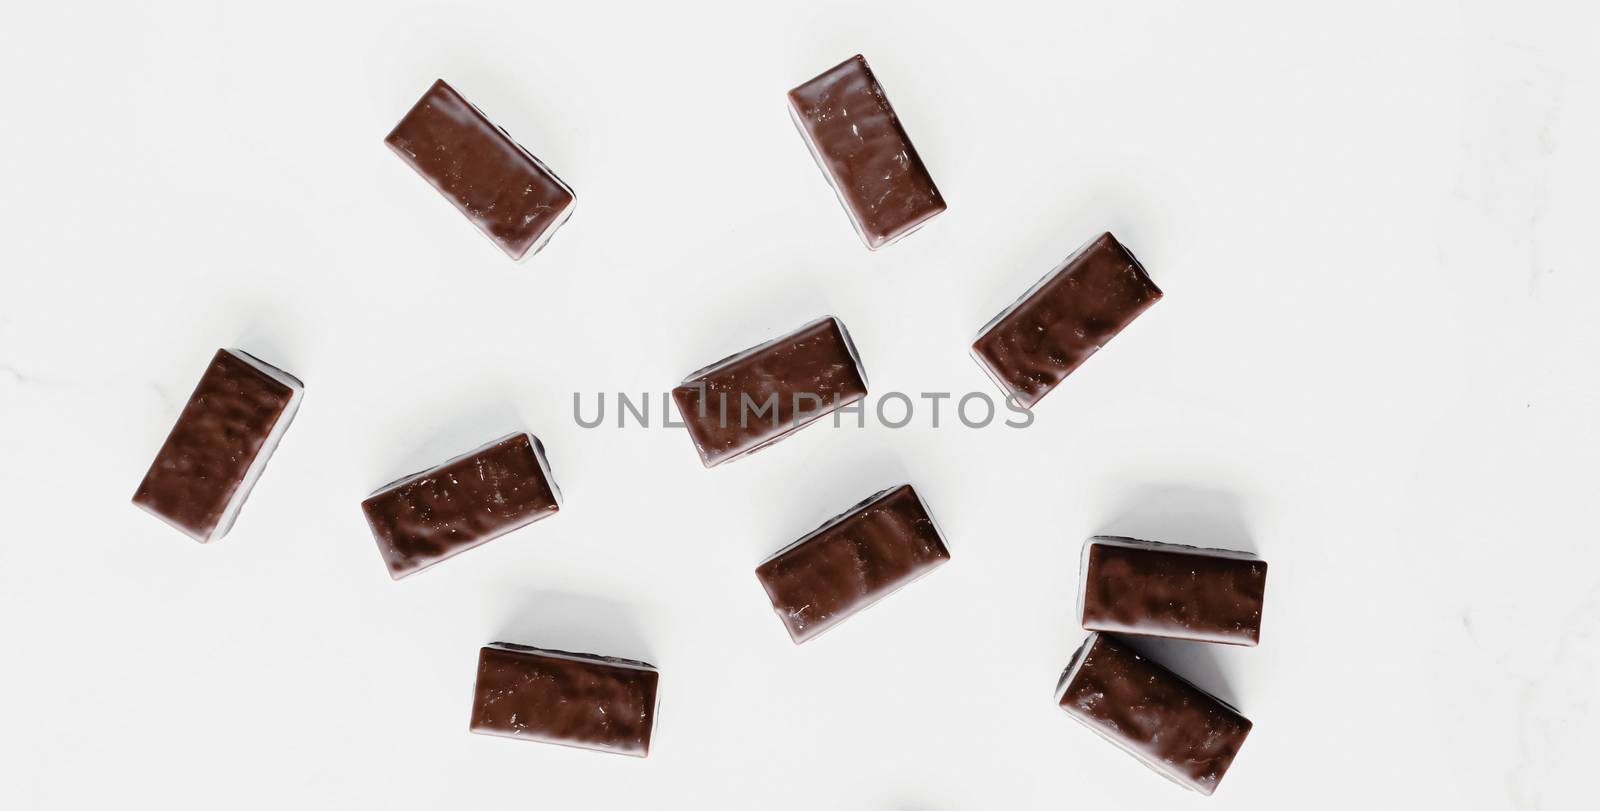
671 317 868 468
133 349 303 543
385 79 575 261
1055 633 1252 795
756 484 950 643
470 643 659 757
1080 537 1267 646
788 54 946 250
971 232 1162 409
361 433 560 579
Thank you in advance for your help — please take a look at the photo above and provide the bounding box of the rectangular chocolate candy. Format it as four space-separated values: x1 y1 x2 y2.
1080 536 1267 646
1056 633 1251 795
788 54 946 249
133 348 303 543
386 79 575 260
756 484 949 643
361 433 560 579
671 317 867 468
971 232 1162 409
470 643 659 757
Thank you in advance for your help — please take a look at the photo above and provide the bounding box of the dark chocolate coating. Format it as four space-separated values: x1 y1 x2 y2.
470 643 658 757
756 484 949 643
385 79 574 260
971 232 1162 408
1081 537 1267 646
788 55 945 249
132 349 299 543
671 317 867 468
1056 633 1251 795
361 433 559 579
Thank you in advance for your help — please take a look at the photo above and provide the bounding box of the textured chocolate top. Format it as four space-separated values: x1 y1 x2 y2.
362 433 559 579
756 484 950 643
385 79 574 260
972 232 1161 408
133 349 300 543
470 643 658 757
788 55 945 249
671 317 867 468
1081 537 1267 646
1056 633 1251 795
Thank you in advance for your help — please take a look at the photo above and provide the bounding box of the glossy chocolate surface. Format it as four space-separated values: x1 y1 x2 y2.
756 484 949 643
362 433 559 579
1080 537 1266 646
671 317 867 468
1056 633 1251 795
788 54 945 249
972 232 1161 408
133 349 301 543
385 79 574 260
470 643 658 757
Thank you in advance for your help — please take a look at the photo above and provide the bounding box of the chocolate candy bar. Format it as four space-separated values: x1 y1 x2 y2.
1056 633 1251 795
132 349 303 543
788 54 946 249
361 433 560 579
1080 537 1267 646
385 79 575 260
756 484 949 643
971 232 1162 409
671 317 867 468
470 643 659 757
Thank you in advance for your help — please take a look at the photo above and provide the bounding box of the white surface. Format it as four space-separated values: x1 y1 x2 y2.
1 1 1597 808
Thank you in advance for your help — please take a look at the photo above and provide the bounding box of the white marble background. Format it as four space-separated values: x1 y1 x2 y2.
1 1 1596 808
